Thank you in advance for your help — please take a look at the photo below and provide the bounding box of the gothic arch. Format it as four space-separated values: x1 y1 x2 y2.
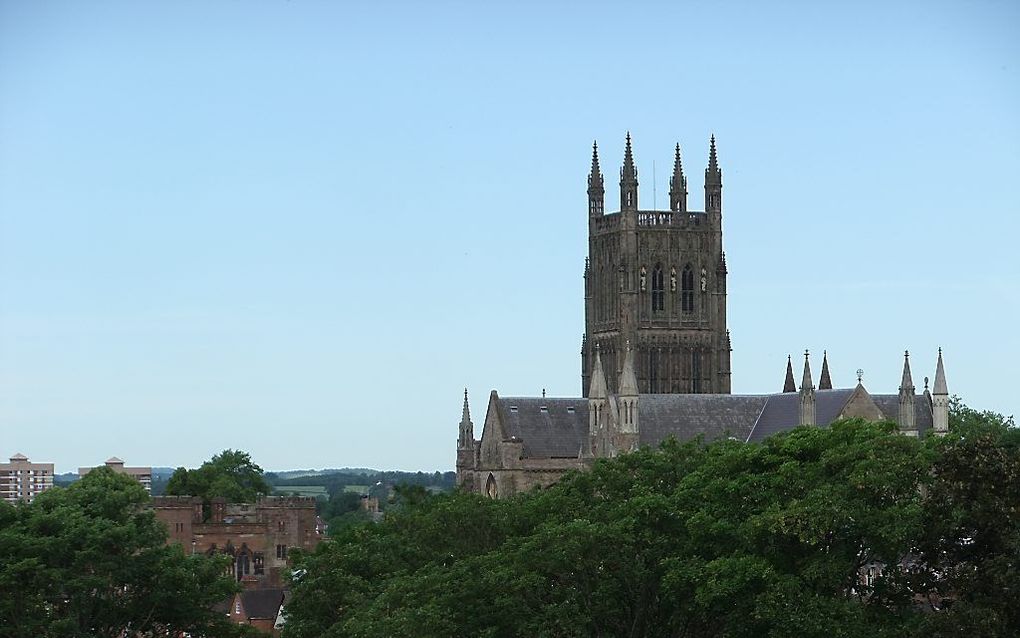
681 263 695 313
485 473 498 499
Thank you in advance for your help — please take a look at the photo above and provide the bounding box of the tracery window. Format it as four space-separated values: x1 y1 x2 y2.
485 474 497 499
651 264 665 313
681 264 695 313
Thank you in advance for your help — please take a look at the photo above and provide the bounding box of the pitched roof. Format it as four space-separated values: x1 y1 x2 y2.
499 398 588 458
241 588 285 620
497 388 933 458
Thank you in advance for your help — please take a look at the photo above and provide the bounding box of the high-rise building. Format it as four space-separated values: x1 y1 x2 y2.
79 457 152 493
0 453 55 503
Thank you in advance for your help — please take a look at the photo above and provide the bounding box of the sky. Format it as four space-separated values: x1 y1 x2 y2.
1 1 1018 473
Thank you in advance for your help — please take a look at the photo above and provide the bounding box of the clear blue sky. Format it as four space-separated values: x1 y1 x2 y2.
1 1 1017 473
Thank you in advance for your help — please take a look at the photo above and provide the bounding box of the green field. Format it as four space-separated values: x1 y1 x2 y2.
273 485 328 497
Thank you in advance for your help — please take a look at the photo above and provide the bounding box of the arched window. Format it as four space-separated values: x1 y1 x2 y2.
651 264 665 313
485 474 498 499
681 264 695 313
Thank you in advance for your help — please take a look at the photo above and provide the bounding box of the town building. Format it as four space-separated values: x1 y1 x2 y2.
0 453 54 503
79 457 152 493
220 588 286 635
152 496 321 589
456 135 950 498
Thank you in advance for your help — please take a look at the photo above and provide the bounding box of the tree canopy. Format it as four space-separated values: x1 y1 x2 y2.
166 448 271 507
0 467 250 637
283 409 1019 638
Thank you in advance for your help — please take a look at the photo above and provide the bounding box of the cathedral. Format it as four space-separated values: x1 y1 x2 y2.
456 135 949 498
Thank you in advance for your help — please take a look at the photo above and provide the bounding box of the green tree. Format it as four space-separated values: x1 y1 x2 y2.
166 449 271 515
283 414 1019 638
0 467 250 637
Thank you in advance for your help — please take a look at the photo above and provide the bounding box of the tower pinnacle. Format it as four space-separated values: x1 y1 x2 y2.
783 355 796 393
801 349 814 391
933 348 948 395
620 132 638 210
900 350 914 391
669 142 687 212
819 351 832 390
587 140 605 216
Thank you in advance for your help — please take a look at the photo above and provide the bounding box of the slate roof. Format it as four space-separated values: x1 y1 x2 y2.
499 398 588 458
638 394 768 446
498 389 934 458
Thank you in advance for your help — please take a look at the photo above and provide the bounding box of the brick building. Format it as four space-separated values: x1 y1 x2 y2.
0 453 54 504
153 495 321 588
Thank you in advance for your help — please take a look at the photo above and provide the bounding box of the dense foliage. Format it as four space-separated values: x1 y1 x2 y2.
284 410 1019 638
166 449 271 511
0 467 249 637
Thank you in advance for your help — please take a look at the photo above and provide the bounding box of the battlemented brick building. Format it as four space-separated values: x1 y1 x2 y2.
153 496 321 588
456 135 951 499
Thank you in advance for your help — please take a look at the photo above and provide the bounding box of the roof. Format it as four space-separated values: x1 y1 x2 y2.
106 457 124 464
9 453 28 461
497 388 933 457
242 588 286 619
499 398 588 458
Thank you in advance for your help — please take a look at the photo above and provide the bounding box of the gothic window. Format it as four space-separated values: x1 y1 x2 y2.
651 264 664 313
485 474 497 499
681 264 695 313
235 551 250 581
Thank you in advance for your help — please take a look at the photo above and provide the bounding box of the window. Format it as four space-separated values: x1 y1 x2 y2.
234 599 241 615
485 474 498 499
254 552 264 575
276 544 288 559
691 350 702 393
277 519 285 532
649 349 659 394
681 264 694 313
650 264 665 313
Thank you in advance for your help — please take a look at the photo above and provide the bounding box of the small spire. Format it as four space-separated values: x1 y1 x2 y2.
933 348 948 395
589 141 602 182
801 349 814 391
461 388 471 423
783 355 796 393
620 132 638 209
900 350 914 391
705 135 722 187
818 351 832 390
589 343 608 399
619 340 639 396
669 142 687 212
623 132 635 176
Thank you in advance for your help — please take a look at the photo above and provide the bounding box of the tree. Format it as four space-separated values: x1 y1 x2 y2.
166 449 271 515
0 467 251 637
283 414 1019 638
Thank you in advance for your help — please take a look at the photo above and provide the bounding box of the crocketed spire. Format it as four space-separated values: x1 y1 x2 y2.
619 340 639 396
669 142 687 212
801 350 814 391
589 343 608 399
620 132 638 210
933 348 948 395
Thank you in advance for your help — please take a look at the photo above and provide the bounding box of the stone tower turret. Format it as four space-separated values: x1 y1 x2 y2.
617 341 640 452
620 132 638 211
583 134 731 396
455 389 476 489
587 141 604 218
898 351 917 436
932 348 949 435
799 350 816 426
669 143 687 213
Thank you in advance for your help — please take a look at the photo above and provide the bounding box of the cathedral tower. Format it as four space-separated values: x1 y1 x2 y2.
582 134 731 395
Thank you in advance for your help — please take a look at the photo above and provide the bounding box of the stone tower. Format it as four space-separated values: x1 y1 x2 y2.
582 134 731 395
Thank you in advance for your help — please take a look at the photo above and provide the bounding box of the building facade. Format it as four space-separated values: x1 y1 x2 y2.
152 495 321 589
79 457 152 493
456 135 950 498
582 135 730 396
0 453 54 504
